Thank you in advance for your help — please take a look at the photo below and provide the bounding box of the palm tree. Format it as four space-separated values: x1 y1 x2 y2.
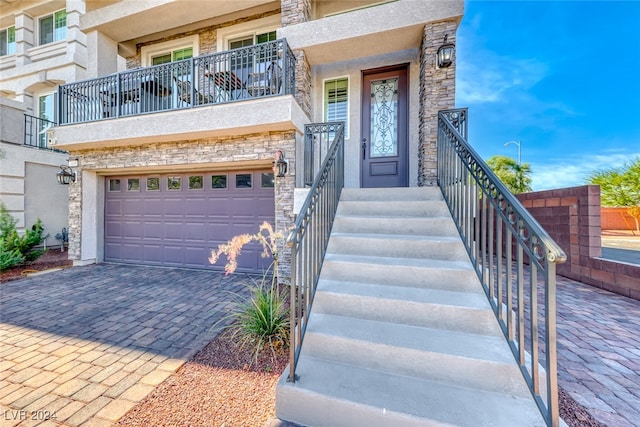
486 155 532 194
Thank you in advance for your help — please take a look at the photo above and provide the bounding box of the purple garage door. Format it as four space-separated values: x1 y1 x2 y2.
104 170 275 273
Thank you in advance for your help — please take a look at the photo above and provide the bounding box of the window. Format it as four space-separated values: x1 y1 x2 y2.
109 179 121 192
236 174 252 188
261 173 274 188
127 179 140 191
38 93 55 147
0 27 16 56
324 78 349 136
146 178 160 191
141 36 199 67
39 10 66 45
211 175 227 189
167 177 181 190
151 47 193 65
189 175 203 190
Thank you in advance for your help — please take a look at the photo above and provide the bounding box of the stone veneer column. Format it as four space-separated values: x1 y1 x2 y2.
281 0 311 26
67 173 82 260
418 21 458 186
281 0 312 118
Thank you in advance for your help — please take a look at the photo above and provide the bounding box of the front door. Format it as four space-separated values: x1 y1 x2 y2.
361 65 408 188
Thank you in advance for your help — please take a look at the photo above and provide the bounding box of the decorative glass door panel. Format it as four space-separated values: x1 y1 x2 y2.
361 66 408 188
370 78 399 158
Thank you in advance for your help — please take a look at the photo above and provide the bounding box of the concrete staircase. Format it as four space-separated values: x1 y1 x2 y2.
276 187 546 427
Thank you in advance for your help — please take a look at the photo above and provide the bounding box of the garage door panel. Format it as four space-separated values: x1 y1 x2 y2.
164 222 184 240
123 198 144 215
105 170 274 272
105 221 122 238
143 222 163 239
143 245 163 263
185 223 206 242
105 199 122 215
123 244 144 261
164 198 186 216
123 222 144 239
163 246 185 265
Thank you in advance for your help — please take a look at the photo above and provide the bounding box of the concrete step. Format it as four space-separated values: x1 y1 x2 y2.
340 186 443 202
320 253 481 293
303 313 529 396
336 200 451 217
332 215 459 236
327 233 468 261
312 279 497 336
276 356 546 427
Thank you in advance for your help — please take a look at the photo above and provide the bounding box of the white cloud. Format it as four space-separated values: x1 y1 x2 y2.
531 152 640 191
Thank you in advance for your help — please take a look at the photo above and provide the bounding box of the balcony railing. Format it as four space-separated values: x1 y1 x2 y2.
58 39 295 125
287 122 345 382
24 114 66 153
437 108 566 427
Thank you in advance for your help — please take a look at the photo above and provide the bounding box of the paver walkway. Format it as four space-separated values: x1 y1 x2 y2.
0 264 250 427
556 274 640 426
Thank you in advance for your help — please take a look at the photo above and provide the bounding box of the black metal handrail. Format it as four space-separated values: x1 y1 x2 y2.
437 108 566 426
58 39 295 125
23 114 66 153
287 122 345 382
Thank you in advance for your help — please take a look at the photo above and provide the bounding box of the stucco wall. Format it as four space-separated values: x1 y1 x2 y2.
0 142 69 246
66 131 296 274
518 186 640 300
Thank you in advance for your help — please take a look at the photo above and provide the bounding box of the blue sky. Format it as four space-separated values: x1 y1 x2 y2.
455 0 640 190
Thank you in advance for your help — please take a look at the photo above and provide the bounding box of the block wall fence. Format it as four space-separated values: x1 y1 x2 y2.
601 207 638 231
516 185 640 300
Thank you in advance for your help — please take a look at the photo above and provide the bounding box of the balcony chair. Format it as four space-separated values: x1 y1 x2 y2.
174 77 214 107
246 60 282 97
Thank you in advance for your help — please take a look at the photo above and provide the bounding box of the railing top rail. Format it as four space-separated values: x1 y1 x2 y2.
438 111 567 265
287 122 345 246
59 38 292 89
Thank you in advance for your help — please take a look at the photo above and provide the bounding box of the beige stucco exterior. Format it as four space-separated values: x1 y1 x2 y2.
2 0 462 269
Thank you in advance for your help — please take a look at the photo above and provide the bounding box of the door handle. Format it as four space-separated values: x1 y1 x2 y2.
362 139 367 160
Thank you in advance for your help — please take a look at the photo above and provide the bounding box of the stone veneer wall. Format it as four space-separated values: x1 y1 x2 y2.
418 21 458 186
125 10 280 68
281 0 311 26
67 131 296 275
280 0 311 117
517 186 640 300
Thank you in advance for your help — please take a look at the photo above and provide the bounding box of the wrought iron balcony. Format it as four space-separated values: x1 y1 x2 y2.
24 114 66 153
57 39 295 125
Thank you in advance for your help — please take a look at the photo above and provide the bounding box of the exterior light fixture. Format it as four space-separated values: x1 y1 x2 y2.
437 34 455 69
56 165 76 185
273 149 288 177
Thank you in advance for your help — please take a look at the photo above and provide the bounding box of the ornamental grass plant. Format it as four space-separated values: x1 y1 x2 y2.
209 222 289 365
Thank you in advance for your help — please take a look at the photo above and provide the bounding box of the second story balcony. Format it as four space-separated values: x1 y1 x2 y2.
52 39 308 151
59 39 295 125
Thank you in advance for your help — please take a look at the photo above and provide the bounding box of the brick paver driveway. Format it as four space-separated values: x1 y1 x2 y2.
0 264 250 427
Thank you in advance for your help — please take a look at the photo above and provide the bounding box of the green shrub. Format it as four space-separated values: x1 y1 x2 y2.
0 203 48 270
0 239 25 271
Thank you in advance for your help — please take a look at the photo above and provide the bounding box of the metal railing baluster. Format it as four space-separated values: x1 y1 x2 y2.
437 108 565 426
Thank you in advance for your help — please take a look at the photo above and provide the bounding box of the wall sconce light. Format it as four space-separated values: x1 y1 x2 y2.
437 34 455 69
273 149 288 177
56 165 76 185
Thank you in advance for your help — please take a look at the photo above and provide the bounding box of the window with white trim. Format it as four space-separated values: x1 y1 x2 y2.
0 26 16 56
39 10 66 45
324 77 349 136
141 35 199 67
